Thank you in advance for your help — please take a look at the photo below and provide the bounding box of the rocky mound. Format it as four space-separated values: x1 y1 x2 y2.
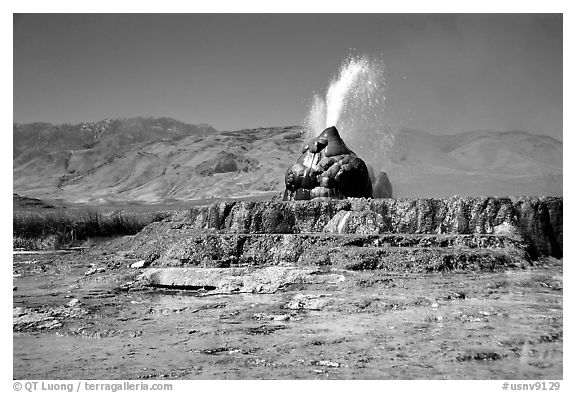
196 152 258 176
109 196 561 276
283 126 372 200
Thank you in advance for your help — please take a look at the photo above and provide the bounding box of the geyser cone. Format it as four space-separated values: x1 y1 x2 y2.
283 126 372 201
303 56 396 186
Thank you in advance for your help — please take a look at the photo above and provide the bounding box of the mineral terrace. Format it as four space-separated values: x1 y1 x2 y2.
14 196 563 379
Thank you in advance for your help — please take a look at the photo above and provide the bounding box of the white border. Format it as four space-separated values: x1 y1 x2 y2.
4 2 573 391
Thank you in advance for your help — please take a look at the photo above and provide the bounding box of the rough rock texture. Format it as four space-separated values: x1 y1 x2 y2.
13 301 88 332
107 196 561 275
138 266 345 294
283 126 372 200
372 171 393 198
287 293 333 310
117 232 528 272
129 196 561 259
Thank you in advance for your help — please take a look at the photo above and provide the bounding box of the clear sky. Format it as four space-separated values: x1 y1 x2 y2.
13 14 562 139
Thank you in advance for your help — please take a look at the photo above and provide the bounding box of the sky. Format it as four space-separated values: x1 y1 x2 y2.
13 13 563 139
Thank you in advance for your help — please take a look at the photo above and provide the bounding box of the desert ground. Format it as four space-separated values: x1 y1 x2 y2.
13 200 563 380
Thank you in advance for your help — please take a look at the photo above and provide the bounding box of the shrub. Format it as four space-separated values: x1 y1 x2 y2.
13 209 170 249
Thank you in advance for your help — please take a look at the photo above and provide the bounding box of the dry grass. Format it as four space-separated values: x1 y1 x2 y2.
13 209 170 250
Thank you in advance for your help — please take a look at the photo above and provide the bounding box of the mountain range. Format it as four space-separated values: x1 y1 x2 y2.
13 117 562 205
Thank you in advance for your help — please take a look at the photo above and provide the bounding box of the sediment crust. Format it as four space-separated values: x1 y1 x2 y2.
135 196 561 259
116 231 530 271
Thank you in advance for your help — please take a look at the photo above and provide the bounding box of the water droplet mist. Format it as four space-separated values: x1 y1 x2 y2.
304 55 396 171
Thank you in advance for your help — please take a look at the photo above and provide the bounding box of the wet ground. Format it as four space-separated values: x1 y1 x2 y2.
13 246 562 379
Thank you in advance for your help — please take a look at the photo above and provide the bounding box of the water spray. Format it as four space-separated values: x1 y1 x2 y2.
283 55 396 201
304 55 395 171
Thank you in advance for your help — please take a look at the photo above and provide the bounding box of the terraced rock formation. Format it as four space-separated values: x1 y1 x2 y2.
109 196 562 290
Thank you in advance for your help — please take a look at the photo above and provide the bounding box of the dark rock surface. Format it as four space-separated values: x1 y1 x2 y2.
140 197 561 257
372 171 393 198
116 231 530 271
283 126 372 200
108 196 562 270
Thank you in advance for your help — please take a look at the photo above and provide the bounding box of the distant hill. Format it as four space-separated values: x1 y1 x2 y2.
13 117 562 204
13 193 55 210
380 129 562 198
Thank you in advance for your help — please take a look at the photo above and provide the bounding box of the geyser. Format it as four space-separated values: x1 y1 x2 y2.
284 55 396 200
283 125 372 201
304 55 395 171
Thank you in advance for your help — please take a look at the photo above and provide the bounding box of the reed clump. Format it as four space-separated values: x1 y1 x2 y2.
13 209 170 250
